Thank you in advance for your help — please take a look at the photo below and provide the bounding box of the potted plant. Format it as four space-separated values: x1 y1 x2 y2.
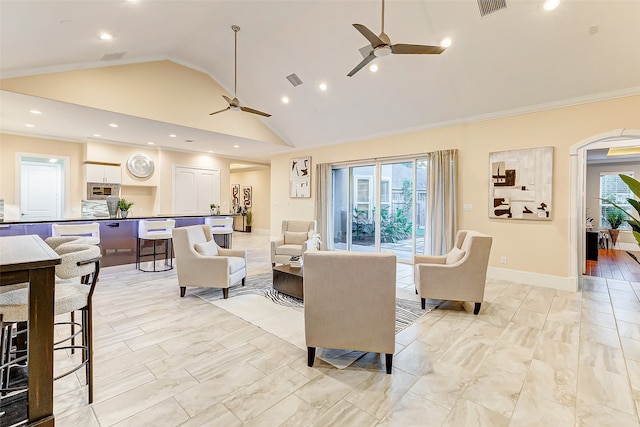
118 198 134 219
210 203 219 215
245 209 252 232
605 208 626 246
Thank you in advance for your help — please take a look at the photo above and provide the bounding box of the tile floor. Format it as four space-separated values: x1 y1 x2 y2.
48 232 640 426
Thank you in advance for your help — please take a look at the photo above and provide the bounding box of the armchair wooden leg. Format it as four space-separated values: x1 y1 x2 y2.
421 298 426 310
180 287 186 297
385 354 393 374
307 347 316 367
223 288 229 299
272 263 275 267
474 302 481 315
242 277 246 287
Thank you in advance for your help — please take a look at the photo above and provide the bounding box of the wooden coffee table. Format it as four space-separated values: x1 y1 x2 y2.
272 264 304 299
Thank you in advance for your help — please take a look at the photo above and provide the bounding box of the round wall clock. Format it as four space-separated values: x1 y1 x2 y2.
127 154 154 178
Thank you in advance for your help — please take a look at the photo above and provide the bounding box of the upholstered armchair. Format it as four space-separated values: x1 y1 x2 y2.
271 220 317 266
414 230 492 314
172 225 247 298
304 251 396 374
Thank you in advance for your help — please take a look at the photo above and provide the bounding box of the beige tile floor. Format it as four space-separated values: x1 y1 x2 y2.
49 232 640 426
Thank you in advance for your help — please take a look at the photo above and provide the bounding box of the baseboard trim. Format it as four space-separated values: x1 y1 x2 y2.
487 267 576 292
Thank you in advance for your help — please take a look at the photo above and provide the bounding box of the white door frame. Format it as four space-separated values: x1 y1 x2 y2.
570 128 640 291
15 152 71 218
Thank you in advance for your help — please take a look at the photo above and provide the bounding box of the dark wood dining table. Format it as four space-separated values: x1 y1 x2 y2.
0 235 61 426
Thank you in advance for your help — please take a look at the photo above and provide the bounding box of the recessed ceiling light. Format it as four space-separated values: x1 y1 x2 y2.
169 134 176 138
100 33 113 40
440 37 452 48
369 64 378 72
233 145 240 148
49 159 58 163
93 133 101 137
147 142 154 145
543 0 559 11
319 83 327 91
282 96 289 104
207 150 213 153
109 123 118 128
25 124 34 128
29 110 42 115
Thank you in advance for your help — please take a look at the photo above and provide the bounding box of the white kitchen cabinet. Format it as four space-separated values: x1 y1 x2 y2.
85 164 121 183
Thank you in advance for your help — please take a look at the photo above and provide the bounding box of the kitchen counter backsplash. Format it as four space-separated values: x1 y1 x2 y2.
82 200 110 218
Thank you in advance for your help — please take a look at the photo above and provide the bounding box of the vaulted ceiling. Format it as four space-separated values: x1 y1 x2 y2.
1 0 639 163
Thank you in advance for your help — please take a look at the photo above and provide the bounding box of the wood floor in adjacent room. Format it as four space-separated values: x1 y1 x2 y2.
585 248 640 282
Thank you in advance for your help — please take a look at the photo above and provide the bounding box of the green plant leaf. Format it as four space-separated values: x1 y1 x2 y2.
634 230 640 246
620 174 640 199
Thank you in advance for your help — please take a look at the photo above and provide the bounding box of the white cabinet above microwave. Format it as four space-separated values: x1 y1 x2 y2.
85 164 121 184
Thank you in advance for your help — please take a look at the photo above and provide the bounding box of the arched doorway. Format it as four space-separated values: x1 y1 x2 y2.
570 129 640 291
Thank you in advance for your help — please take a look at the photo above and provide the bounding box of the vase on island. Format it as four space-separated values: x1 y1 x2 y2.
106 196 120 219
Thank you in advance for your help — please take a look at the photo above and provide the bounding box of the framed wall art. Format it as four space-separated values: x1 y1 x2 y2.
242 186 252 207
290 156 311 198
231 184 240 207
489 147 553 220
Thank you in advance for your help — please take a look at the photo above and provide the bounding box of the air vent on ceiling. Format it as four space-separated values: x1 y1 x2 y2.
477 0 507 17
101 51 127 61
285 73 303 87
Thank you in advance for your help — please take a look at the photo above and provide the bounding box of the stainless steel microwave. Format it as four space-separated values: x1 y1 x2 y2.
87 182 120 200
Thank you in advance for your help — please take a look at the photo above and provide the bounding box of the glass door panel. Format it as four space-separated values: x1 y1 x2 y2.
414 159 427 255
332 168 348 250
350 165 376 253
380 162 414 261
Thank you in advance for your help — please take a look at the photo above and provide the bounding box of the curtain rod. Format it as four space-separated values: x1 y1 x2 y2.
328 148 458 167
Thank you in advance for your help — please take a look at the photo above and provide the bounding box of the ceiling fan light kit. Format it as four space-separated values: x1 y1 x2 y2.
209 25 271 118
348 0 446 77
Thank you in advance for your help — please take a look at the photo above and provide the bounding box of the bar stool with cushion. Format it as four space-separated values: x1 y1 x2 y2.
137 219 175 272
51 222 101 245
0 242 101 403
205 217 234 248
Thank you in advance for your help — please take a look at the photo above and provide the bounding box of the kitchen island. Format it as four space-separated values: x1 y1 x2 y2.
0 214 235 267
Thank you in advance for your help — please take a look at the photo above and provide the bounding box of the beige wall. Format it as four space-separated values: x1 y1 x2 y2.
230 169 270 233
270 95 640 279
0 134 85 218
0 134 234 219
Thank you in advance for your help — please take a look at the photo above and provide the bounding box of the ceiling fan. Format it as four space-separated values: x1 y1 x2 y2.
210 25 271 118
347 0 446 77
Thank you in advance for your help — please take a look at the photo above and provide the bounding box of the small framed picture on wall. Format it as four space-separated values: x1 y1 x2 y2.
290 156 311 198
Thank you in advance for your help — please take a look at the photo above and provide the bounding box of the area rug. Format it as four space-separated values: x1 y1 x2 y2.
194 273 435 369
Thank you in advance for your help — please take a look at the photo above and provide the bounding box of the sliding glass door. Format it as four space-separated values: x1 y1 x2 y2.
332 158 426 262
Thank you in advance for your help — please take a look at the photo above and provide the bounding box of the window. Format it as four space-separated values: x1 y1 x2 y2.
380 179 391 207
355 177 371 219
600 172 634 229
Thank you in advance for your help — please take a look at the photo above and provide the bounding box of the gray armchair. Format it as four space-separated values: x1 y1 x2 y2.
303 251 396 374
172 225 247 298
270 220 317 266
414 230 492 314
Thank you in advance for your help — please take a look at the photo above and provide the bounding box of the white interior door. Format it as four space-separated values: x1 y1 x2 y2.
21 161 62 220
174 166 220 214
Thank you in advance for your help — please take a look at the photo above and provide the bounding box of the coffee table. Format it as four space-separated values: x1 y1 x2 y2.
272 264 304 299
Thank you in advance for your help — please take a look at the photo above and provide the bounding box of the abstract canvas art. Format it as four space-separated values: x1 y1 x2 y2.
489 147 553 220
290 156 311 198
231 184 240 207
242 186 252 208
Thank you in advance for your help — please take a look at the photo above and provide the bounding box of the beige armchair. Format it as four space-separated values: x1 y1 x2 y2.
414 230 492 315
172 225 247 298
304 251 396 374
271 220 317 266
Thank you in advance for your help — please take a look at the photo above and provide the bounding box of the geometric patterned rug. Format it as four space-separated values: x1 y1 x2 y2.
194 272 434 334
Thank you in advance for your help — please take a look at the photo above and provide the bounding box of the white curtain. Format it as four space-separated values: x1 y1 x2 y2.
425 149 458 255
315 163 333 250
